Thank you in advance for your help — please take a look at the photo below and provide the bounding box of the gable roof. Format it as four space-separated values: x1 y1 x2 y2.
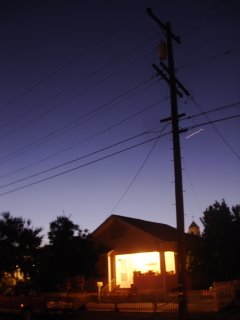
189 221 199 228
93 214 178 242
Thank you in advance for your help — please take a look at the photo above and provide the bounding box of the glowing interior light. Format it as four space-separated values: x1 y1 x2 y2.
115 252 160 288
164 251 176 274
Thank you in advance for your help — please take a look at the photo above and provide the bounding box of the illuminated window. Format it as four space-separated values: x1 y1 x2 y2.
164 251 176 274
115 252 160 288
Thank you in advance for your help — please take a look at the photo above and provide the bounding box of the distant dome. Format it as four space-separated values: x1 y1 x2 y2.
188 221 200 236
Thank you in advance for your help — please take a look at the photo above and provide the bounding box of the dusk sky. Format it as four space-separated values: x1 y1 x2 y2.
0 0 239 241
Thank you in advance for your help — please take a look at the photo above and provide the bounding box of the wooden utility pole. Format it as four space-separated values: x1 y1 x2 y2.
147 8 189 320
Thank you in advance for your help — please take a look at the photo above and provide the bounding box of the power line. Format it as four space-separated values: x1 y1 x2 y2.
182 159 203 214
190 97 240 160
0 11 141 113
182 101 240 120
179 0 228 25
0 35 158 133
188 114 240 129
0 11 236 171
0 0 230 117
0 114 238 197
178 47 240 71
109 124 168 214
2 43 236 137
0 97 236 188
1 97 235 182
0 78 158 163
0 131 171 197
3 13 236 135
0 97 168 180
0 129 156 190
179 0 233 37
1 69 237 165
182 113 240 214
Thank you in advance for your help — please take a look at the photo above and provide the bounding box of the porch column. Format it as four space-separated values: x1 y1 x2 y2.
160 251 167 292
107 250 114 292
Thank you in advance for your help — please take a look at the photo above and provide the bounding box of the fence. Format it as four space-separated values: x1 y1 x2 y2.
41 280 240 313
76 289 215 313
212 279 240 311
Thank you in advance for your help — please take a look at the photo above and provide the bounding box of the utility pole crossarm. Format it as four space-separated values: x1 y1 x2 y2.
160 62 190 97
153 63 184 98
147 8 181 44
147 8 188 320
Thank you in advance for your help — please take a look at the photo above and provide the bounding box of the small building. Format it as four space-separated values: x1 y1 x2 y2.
92 214 179 293
188 221 200 236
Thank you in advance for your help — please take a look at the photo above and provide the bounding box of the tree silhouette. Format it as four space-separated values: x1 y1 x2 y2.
0 212 42 281
48 215 80 245
200 200 240 285
39 215 98 291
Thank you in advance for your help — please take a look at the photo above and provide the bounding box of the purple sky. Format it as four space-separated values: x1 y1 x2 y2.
0 0 239 241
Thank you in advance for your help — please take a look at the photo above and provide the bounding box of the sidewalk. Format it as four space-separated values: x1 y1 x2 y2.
0 309 239 320
80 305 240 320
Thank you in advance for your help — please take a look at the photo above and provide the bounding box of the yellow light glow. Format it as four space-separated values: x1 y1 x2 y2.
14 266 24 281
115 252 160 288
164 251 176 274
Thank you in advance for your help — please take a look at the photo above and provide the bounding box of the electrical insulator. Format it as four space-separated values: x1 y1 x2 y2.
158 41 167 60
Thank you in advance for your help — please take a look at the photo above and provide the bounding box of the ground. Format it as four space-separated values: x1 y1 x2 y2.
1 307 240 320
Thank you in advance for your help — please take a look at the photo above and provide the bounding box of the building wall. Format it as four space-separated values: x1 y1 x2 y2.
93 217 177 253
93 217 178 292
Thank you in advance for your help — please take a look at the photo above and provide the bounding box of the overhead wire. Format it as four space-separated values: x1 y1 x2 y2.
151 101 240 133
109 123 169 214
0 76 158 163
0 130 155 190
109 104 240 215
3 1 232 133
1 0 236 133
3 43 235 140
178 0 232 37
182 159 203 214
177 47 240 71
1 44 237 164
1 98 236 182
182 101 240 120
0 0 238 245
185 114 240 129
1 4 237 162
182 0 228 23
5 42 232 146
189 97 240 160
0 37 158 137
0 131 171 197
0 96 168 180
0 8 142 113
182 104 240 215
1 1 238 185
0 114 238 197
